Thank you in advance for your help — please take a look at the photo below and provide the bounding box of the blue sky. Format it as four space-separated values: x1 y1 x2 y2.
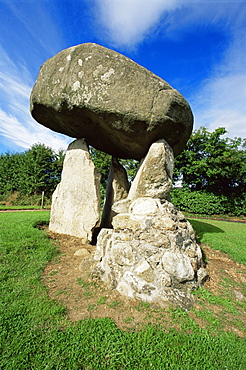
0 0 245 155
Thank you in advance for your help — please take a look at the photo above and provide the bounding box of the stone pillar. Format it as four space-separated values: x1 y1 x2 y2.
128 139 174 201
49 139 101 243
100 157 129 229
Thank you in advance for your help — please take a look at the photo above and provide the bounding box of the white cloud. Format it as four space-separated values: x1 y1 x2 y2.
0 110 71 152
0 45 71 153
190 8 246 139
94 0 245 49
94 0 246 138
95 0 179 48
193 72 246 138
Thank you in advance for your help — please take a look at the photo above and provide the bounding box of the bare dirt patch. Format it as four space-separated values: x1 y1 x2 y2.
42 230 246 335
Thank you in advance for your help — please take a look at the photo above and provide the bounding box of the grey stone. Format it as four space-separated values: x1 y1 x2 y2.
112 198 131 214
30 43 193 160
111 242 136 266
232 290 245 301
79 255 96 279
94 228 113 261
197 267 209 286
128 140 174 200
74 248 90 257
162 251 194 282
112 214 142 231
158 288 195 310
94 196 207 310
49 139 101 243
101 157 129 228
129 197 161 215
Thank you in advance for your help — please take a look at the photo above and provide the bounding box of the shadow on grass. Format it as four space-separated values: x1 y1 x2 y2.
33 220 49 230
188 219 224 242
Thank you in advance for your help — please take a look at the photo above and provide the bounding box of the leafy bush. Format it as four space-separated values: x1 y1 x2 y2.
0 144 64 198
11 193 52 207
171 188 245 216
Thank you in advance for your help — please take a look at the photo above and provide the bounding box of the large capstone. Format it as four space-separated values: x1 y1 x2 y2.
49 139 101 243
30 43 193 160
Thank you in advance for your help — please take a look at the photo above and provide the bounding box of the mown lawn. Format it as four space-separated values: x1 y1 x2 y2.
0 211 245 369
188 218 246 265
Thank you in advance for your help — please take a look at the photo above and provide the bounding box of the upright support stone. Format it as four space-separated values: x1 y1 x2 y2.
94 140 208 310
128 139 174 201
101 157 129 229
49 139 101 243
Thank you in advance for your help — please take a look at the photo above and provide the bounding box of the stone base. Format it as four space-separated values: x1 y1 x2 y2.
94 197 208 310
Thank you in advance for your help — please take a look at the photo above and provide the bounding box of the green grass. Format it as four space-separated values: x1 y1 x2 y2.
0 205 48 210
188 218 246 265
0 211 245 369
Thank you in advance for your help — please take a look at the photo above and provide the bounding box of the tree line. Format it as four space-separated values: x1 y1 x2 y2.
0 127 245 215
172 127 246 216
0 144 65 206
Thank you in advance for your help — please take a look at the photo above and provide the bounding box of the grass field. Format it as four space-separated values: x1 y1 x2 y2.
188 218 246 265
0 205 49 210
0 211 245 369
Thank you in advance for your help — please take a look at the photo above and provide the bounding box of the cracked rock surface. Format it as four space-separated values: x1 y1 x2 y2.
94 197 208 310
30 43 193 160
93 140 208 310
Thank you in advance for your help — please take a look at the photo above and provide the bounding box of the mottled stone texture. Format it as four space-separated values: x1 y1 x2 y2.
128 139 174 201
94 141 208 310
30 42 193 160
30 43 206 309
94 197 207 310
101 158 129 229
49 139 101 243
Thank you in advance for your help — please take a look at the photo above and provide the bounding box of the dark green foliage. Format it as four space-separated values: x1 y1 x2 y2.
174 127 246 194
90 147 138 204
0 144 65 200
0 144 138 207
173 127 246 215
171 188 246 216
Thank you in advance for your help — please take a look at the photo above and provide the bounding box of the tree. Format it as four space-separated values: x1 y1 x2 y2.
174 127 246 195
172 127 246 215
0 144 65 199
0 152 24 194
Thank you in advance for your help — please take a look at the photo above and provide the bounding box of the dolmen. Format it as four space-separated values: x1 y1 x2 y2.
30 43 208 309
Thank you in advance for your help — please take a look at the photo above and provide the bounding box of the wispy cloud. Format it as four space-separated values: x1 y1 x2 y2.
0 45 71 153
190 6 246 138
3 0 64 58
192 73 246 138
94 0 179 49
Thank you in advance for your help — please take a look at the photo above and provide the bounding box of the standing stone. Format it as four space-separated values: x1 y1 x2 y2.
128 139 174 201
49 139 101 243
101 157 130 229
